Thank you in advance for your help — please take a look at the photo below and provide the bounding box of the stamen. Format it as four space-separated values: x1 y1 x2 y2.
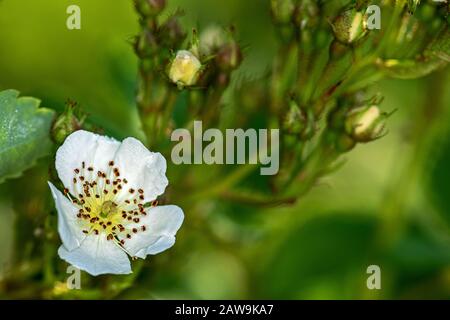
65 159 151 255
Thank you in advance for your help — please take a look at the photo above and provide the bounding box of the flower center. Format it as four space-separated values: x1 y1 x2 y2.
100 201 117 218
62 160 156 250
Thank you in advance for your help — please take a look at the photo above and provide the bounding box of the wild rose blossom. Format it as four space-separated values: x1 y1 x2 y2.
48 130 184 276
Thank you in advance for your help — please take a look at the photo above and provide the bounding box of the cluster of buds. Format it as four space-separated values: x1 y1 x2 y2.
133 4 186 62
167 26 243 89
270 0 320 41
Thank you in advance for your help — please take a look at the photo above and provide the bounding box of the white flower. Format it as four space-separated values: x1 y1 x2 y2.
48 130 184 276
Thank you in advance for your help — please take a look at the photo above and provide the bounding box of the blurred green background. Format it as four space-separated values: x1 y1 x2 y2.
0 0 449 299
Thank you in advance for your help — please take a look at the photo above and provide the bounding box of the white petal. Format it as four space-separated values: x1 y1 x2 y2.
55 130 120 195
135 236 176 259
123 205 184 257
113 138 168 202
58 234 132 276
48 182 85 251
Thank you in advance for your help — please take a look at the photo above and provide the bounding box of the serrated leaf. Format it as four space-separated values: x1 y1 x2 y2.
0 90 55 183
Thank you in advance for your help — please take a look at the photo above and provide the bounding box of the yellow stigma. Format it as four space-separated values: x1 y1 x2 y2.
100 201 117 218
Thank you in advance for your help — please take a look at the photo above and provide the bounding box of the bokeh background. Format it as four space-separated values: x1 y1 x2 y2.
0 0 449 299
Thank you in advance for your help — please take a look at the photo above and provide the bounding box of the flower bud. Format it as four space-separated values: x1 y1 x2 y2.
134 29 158 58
283 102 306 135
134 0 166 18
159 15 187 49
293 0 319 30
216 42 242 71
271 0 296 24
168 50 202 87
345 105 387 142
332 9 368 45
283 100 315 139
51 101 83 145
200 26 227 56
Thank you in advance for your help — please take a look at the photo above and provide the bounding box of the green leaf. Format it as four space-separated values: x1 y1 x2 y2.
0 90 55 183
378 26 450 80
387 221 450 299
426 26 450 63
377 57 446 80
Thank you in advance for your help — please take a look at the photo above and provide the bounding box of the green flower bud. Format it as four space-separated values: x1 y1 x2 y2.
271 0 296 24
134 29 158 58
159 15 187 49
283 100 315 139
168 50 202 87
51 101 83 145
345 105 387 142
416 2 436 22
332 9 368 45
200 26 227 56
134 0 166 18
216 42 242 71
283 102 306 135
293 0 319 30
